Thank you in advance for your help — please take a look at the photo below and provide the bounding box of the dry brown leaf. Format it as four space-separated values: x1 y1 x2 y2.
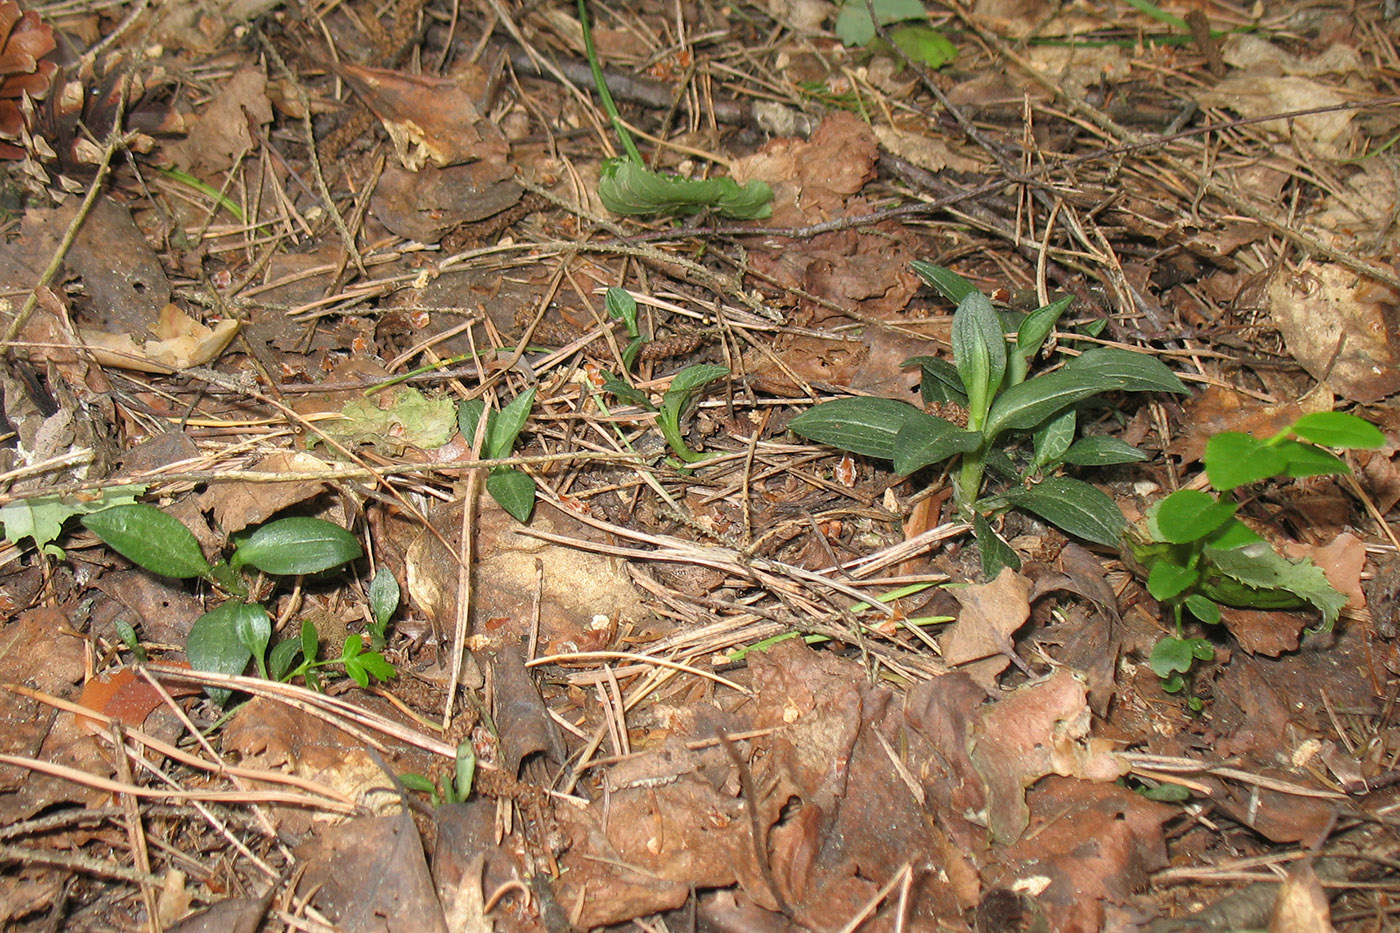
80 303 238 373
199 450 332 535
165 67 272 174
941 568 1032 690
1269 861 1335 933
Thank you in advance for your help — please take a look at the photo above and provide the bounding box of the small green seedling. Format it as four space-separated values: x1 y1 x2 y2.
607 287 648 372
400 740 477 807
791 262 1187 575
832 0 958 69
82 504 393 703
458 388 538 522
269 621 398 691
1126 411 1385 697
603 363 730 465
367 567 400 649
578 0 772 219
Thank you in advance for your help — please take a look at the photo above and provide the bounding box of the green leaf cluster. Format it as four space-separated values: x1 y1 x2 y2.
458 388 538 522
400 740 477 807
81 503 394 703
790 262 1185 575
833 0 958 70
1126 412 1382 693
602 363 730 465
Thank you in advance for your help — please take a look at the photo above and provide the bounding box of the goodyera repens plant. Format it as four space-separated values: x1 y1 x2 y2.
790 262 1188 574
1123 412 1384 699
82 504 395 701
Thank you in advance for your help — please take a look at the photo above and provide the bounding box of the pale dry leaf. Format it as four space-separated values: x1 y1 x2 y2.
941 568 1032 690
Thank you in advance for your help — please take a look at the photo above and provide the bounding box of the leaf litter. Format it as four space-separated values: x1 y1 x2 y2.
0 0 1398 928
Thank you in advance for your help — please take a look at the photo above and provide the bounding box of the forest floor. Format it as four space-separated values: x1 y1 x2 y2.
1 0 1399 928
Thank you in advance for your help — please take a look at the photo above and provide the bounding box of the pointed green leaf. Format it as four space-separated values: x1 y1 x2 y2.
1015 295 1074 360
269 638 303 681
486 468 537 523
1152 490 1238 544
904 355 968 405
187 601 266 703
973 514 1020 579
1274 440 1350 478
1000 476 1125 547
1063 347 1188 393
667 363 730 397
597 157 773 220
606 287 639 335
1032 408 1076 469
231 517 362 575
891 411 981 474
1063 436 1148 466
984 370 1106 437
83 504 212 579
457 399 487 446
301 618 320 664
355 651 397 683
487 388 536 460
601 371 653 409
1205 543 1347 630
1184 594 1221 624
910 261 978 304
790 397 921 460
1289 411 1384 449
952 289 1005 427
369 567 400 628
1205 432 1288 491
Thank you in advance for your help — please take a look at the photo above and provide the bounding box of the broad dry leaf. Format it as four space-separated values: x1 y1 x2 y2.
80 303 238 374
941 568 1032 690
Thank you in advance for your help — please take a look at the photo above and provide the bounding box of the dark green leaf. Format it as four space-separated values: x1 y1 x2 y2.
973 514 1020 579
1140 781 1191 802
1147 560 1198 601
231 517 362 576
952 290 1006 426
1152 490 1238 544
834 0 926 45
487 468 537 523
233 604 272 679
910 261 978 304
187 602 264 703
1063 435 1148 466
1204 432 1286 491
369 567 399 628
83 504 212 579
487 388 536 461
601 371 653 409
904 355 967 405
1274 440 1350 478
597 158 773 220
789 397 920 460
984 370 1106 437
1032 408 1076 469
1062 347 1188 394
886 24 957 68
301 619 320 665
1149 637 1195 678
667 363 730 397
269 638 303 681
891 411 981 474
1289 411 1385 449
984 446 1019 481
1015 295 1074 360
1184 594 1221 624
606 287 639 335
1001 476 1125 547
457 399 486 447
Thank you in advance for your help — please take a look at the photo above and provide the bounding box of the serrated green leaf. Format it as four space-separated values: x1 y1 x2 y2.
973 514 1020 579
834 0 927 46
83 504 212 579
1032 408 1076 470
1015 295 1074 360
231 517 362 575
1062 347 1188 394
790 397 922 460
1152 490 1238 544
488 388 536 460
1000 476 1125 547
891 411 981 474
369 567 400 628
1204 432 1286 491
1063 436 1148 466
1274 440 1350 478
1289 411 1385 449
1 484 146 554
598 158 773 219
984 370 1106 437
952 289 1005 428
1204 543 1347 629
910 261 977 304
187 601 266 703
1148 559 1198 600
1184 593 1220 624
886 24 957 68
487 468 537 523
606 287 639 335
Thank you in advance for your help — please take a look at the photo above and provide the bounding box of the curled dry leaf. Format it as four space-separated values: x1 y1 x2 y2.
80 303 239 374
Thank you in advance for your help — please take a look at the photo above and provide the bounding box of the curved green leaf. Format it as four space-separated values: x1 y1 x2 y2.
598 158 773 220
952 289 1006 427
1147 560 1198 601
984 370 1105 438
1032 408 1076 470
487 468 537 523
1204 432 1287 491
1000 476 1125 547
1204 543 1347 630
1063 347 1188 393
904 355 968 405
231 517 362 575
1289 411 1384 449
1152 490 1238 544
488 388 537 460
1015 295 1074 360
187 601 268 702
1063 435 1148 466
973 514 1020 579
891 412 981 474
83 504 212 579
1184 594 1221 624
1274 440 1350 478
369 567 400 628
789 397 921 460
667 363 730 397
910 261 977 304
